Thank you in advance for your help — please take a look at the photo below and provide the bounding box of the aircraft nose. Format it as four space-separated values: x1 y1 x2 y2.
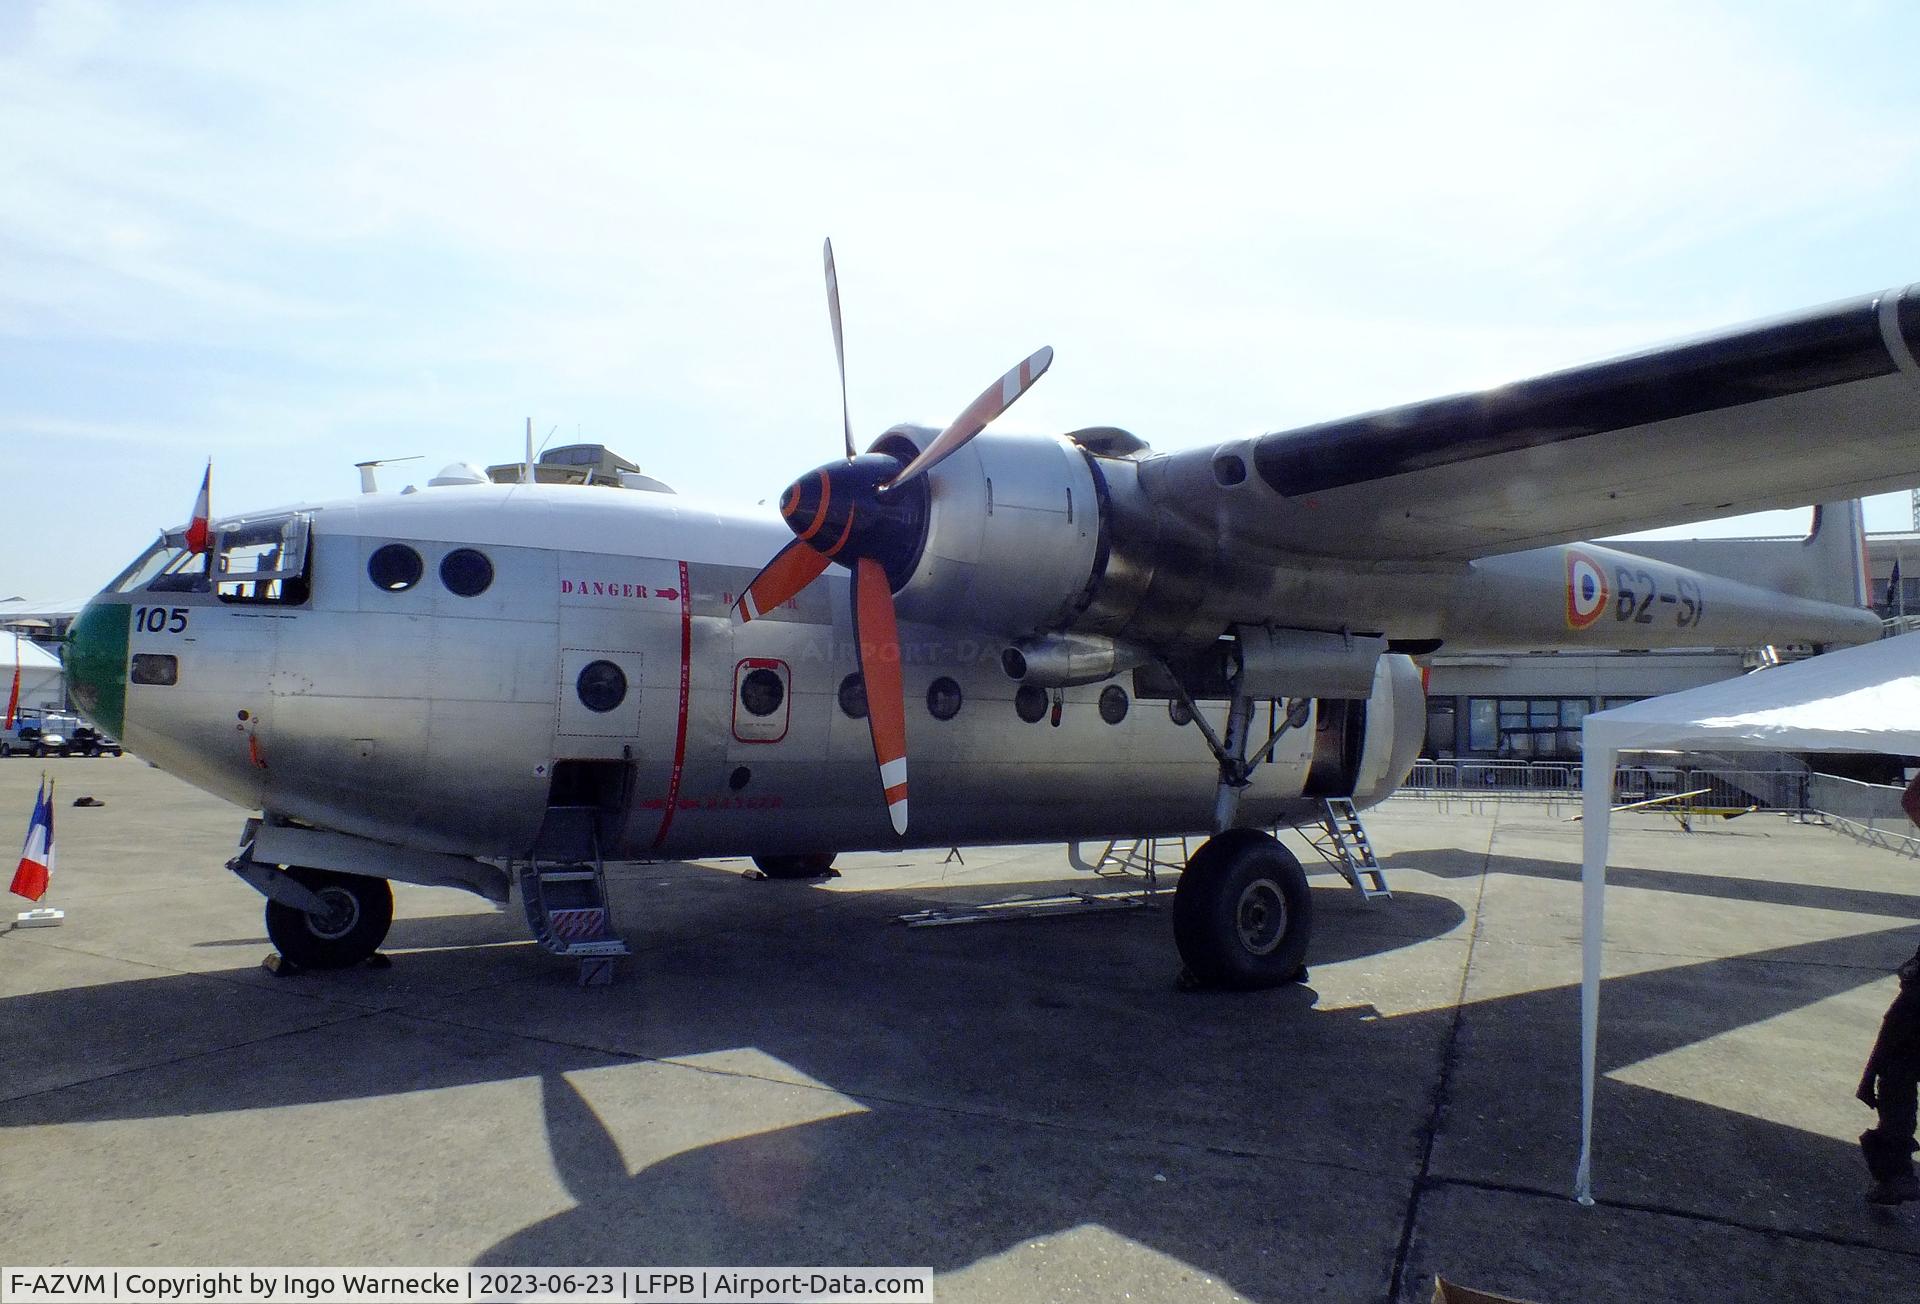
66 597 130 737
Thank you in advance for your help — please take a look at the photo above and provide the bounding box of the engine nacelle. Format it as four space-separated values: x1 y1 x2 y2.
880 425 1103 637
1346 653 1428 808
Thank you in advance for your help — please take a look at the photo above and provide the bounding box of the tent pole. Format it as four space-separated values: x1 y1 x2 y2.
1574 741 1615 1206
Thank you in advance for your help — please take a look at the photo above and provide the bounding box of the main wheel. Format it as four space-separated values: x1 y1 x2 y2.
264 867 394 969
0 741 10 757
1172 829 1313 990
752 852 837 880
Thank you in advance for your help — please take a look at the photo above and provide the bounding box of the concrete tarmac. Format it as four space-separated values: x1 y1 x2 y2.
2 759 1917 1301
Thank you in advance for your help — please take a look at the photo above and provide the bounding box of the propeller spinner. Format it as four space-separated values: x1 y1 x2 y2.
732 239 1054 835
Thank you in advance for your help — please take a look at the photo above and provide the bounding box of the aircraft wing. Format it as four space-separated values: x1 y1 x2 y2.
1140 284 1920 563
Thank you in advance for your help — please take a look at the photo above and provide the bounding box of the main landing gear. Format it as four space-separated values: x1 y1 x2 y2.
1159 639 1321 991
1172 829 1312 989
262 866 394 969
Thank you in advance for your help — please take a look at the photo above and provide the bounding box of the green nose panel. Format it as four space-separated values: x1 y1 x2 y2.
67 600 129 737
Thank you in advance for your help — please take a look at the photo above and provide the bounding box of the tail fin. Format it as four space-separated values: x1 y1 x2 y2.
1611 501 1869 608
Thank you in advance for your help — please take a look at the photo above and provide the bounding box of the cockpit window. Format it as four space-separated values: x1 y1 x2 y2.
214 514 312 605
110 540 188 594
109 538 212 593
147 547 211 592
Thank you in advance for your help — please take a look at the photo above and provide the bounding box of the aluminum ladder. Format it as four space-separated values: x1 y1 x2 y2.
1300 798 1390 901
519 804 629 984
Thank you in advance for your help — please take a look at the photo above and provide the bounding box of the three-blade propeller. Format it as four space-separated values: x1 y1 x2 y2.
732 239 1053 835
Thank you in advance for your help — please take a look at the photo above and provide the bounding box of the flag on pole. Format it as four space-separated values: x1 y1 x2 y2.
184 461 212 554
11 776 54 901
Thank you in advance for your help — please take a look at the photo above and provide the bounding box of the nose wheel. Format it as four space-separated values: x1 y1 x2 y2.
264 866 393 970
1172 829 1313 989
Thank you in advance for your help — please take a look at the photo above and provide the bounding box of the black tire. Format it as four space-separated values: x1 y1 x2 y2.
0 741 10 758
1172 829 1313 990
29 743 43 758
264 867 393 969
752 852 837 880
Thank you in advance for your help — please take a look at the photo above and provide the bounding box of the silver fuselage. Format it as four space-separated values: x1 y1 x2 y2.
75 483 1420 861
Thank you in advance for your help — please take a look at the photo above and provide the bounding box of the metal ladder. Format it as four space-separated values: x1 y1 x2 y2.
518 804 629 984
1298 798 1390 901
1090 835 1190 892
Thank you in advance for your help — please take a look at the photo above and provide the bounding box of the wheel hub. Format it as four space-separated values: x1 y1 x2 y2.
1234 878 1288 955
307 887 361 940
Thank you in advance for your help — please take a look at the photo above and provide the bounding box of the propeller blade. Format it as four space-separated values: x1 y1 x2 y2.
885 345 1054 489
733 538 831 624
852 557 909 835
824 238 855 461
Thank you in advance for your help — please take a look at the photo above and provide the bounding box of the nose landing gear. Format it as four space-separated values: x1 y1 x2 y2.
261 866 394 970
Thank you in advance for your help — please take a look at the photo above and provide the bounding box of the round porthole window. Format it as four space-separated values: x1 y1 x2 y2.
1099 684 1130 725
439 548 493 597
367 543 423 592
740 667 785 717
1014 683 1048 724
838 672 868 719
576 660 627 713
926 676 963 721
1168 698 1194 727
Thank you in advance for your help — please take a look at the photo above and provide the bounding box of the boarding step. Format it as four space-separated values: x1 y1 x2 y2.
518 806 629 976
519 861 629 957
1298 798 1390 901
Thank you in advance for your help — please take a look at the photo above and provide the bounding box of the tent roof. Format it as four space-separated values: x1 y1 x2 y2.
3 640 62 672
1583 632 1920 757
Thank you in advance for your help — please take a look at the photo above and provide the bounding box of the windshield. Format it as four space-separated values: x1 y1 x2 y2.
106 516 311 604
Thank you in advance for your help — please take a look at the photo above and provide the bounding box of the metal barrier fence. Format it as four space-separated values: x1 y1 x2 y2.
1805 773 1920 858
1405 760 1811 811
1402 760 1920 857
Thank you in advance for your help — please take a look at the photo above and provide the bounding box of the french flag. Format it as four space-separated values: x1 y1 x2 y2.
184 461 211 555
11 777 53 902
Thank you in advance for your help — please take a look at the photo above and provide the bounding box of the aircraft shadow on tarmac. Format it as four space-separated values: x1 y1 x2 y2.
5 868 1919 1298
472 927 1920 1296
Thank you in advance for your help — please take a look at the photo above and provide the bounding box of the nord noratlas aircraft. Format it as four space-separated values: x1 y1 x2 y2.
60 247 1920 988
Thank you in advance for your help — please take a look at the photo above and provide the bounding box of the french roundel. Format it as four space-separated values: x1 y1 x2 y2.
1565 551 1609 629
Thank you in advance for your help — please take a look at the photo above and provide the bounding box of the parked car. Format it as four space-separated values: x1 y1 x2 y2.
69 724 123 757
1 710 84 757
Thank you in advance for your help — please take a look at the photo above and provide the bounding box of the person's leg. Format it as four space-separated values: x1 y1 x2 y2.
1864 1075 1919 1200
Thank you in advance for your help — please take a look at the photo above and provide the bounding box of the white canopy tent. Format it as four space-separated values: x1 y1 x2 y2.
1576 631 1920 1203
3 636 64 715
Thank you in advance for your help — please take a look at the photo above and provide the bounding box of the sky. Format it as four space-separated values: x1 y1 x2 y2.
4 0 1920 602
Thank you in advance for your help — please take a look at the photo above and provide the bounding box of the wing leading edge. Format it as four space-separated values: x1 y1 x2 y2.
1140 283 1920 564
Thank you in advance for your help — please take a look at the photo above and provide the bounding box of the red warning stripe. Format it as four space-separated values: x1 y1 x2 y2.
651 560 693 851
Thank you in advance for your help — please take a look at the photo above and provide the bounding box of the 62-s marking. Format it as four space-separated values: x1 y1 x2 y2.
1613 567 1705 629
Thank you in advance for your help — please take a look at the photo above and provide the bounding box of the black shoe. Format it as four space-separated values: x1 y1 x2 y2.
1867 1174 1920 1205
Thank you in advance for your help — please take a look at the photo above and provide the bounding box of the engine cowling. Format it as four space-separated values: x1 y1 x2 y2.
879 425 1104 637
